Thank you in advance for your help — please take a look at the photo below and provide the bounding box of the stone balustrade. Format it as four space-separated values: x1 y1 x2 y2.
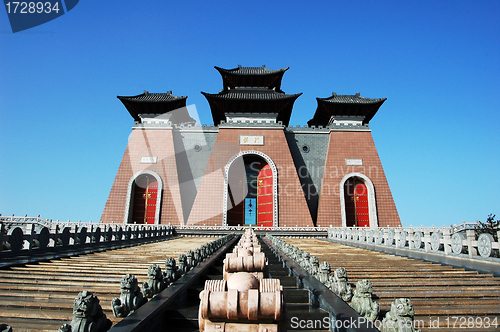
328 223 500 261
0 220 174 257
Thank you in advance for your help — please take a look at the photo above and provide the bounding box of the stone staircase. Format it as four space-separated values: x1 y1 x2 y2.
0 237 216 332
283 238 500 331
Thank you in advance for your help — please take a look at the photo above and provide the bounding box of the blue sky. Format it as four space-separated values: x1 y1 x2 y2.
1 0 499 227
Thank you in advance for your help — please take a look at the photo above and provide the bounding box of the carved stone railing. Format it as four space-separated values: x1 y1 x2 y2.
0 218 174 265
327 223 500 262
176 224 330 232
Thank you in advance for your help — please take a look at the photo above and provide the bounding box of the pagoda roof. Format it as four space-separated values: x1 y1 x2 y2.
117 91 189 123
202 88 301 126
307 93 386 127
215 65 289 91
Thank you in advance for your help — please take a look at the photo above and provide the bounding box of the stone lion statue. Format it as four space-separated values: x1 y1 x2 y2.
111 274 147 318
142 264 166 298
163 257 178 285
350 279 379 322
59 290 111 332
177 253 188 275
186 250 196 269
308 256 320 276
381 298 421 332
330 267 353 302
316 261 332 288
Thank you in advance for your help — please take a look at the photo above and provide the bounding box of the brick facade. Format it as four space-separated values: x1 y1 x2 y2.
101 128 184 225
187 128 314 227
316 131 401 227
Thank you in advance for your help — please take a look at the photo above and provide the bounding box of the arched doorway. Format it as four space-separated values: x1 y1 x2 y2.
344 177 369 227
224 151 278 227
131 174 158 224
124 171 163 225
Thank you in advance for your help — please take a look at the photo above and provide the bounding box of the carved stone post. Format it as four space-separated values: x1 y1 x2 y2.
408 229 414 251
466 229 477 258
423 229 431 252
442 228 451 255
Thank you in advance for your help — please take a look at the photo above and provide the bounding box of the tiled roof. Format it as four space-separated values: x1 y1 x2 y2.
202 88 301 126
117 91 189 122
117 91 187 103
318 92 386 104
215 65 288 75
308 93 386 127
201 88 301 101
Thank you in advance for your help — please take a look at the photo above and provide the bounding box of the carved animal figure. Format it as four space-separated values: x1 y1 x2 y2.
380 298 421 332
186 250 195 269
178 253 189 275
163 257 178 285
316 261 332 288
350 279 379 321
142 264 166 298
309 256 320 275
59 290 111 332
301 251 310 270
111 274 148 317
330 267 353 302
194 248 201 263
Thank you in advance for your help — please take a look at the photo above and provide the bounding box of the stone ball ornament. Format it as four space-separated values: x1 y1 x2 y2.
227 272 259 292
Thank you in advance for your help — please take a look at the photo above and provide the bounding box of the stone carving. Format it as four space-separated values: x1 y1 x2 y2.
451 232 465 254
142 264 166 298
178 253 189 275
477 233 494 258
350 279 379 321
111 274 148 317
412 231 423 249
186 250 195 269
194 248 201 264
308 256 319 276
316 261 332 288
380 298 421 332
330 267 353 302
163 257 178 285
59 290 112 332
430 232 442 252
301 251 310 269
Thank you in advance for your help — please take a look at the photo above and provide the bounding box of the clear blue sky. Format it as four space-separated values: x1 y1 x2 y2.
1 0 499 227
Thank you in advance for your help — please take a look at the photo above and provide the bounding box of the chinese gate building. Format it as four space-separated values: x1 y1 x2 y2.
101 66 401 228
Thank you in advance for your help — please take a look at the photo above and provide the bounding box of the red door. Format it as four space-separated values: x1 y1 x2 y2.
345 179 369 227
257 164 274 227
132 177 158 224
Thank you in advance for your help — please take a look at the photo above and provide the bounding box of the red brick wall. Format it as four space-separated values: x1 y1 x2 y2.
316 131 401 227
100 128 184 225
187 128 315 227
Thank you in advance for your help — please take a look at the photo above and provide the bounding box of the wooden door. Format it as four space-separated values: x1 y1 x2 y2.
132 177 158 224
257 164 274 227
345 179 369 227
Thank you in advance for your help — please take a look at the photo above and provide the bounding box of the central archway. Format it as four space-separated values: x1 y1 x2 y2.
339 172 378 227
223 151 278 227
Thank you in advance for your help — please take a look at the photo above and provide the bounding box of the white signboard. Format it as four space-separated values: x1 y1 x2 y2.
345 158 363 166
239 135 264 146
140 156 157 164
